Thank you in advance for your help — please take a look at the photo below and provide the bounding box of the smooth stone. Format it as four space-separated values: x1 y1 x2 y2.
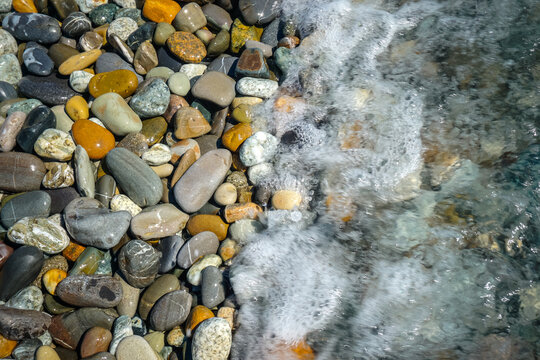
245 39 272 57
48 43 79 68
158 235 184 273
156 46 183 72
0 29 17 57
173 106 211 139
228 218 263 244
19 75 79 105
2 13 61 44
74 145 96 198
201 266 225 308
56 275 123 307
115 335 158 360
143 331 164 354
209 106 227 137
239 0 280 26
35 345 62 360
191 318 231 360
42 163 75 189
185 305 214 337
62 12 92 38
107 17 138 42
109 35 135 64
0 152 46 192
0 81 17 103
69 247 104 275
179 63 207 79
95 175 115 208
187 214 229 241
247 162 273 185
51 105 74 133
170 138 201 163
0 240 14 271
214 182 237 206
110 194 142 217
229 18 262 53
133 41 158 75
34 129 75 161
83 351 116 360
177 231 219 269
130 316 146 337
141 116 167 145
116 132 148 157
173 149 232 213
49 307 117 350
235 48 269 78
0 55 21 89
129 78 170 118
5 286 43 311
8 217 69 254
105 148 162 207
126 22 156 51
152 23 174 47
89 69 139 98
42 269 68 296
64 197 131 249
69 70 94 93
91 93 142 136
0 307 51 340
108 315 132 355
239 131 279 166
166 31 206 63
186 254 222 286
167 72 190 96
146 66 174 81
236 77 278 98
95 53 142 83
117 240 161 288
138 274 179 320
49 0 79 20
7 99 42 117
14 105 54 153
173 3 206 33
75 0 108 13
218 238 239 261
114 273 140 318
130 203 188 240
44 188 80 214
89 3 119 26
191 71 235 107
202 4 232 31
0 191 50 228
207 29 230 57
193 134 219 154
79 31 104 52
72 119 115 160
149 290 192 331
207 55 238 77
13 338 43 360
23 47 54 76
80 327 112 358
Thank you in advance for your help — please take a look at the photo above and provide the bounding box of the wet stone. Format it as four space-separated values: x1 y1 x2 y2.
141 116 167 145
187 254 222 286
138 274 180 320
129 78 170 118
201 266 225 308
0 29 18 57
207 55 238 77
56 274 123 308
89 69 139 99
0 152 46 192
236 48 269 78
130 316 147 336
187 214 229 241
107 17 138 42
177 231 219 269
2 13 62 44
0 191 51 229
5 286 43 311
108 315 133 355
62 12 92 38
74 145 96 198
149 290 192 331
133 41 158 75
69 247 104 275
0 245 43 301
95 175 116 208
34 129 76 161
23 47 54 76
130 203 188 240
126 22 156 51
89 3 119 26
147 66 175 81
239 0 280 26
0 81 17 103
0 54 22 86
42 163 75 189
91 92 142 135
239 131 279 166
8 217 70 254
230 18 262 53
80 326 112 358
18 75 78 106
12 338 43 360
191 317 231 360
167 31 206 63
173 106 211 140
202 3 232 32
42 269 68 295
191 71 236 107
118 239 161 288
115 335 158 360
64 197 132 249
173 3 206 33
0 307 51 341
69 70 94 93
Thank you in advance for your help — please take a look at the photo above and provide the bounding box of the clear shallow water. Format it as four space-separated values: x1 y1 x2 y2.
230 0 539 358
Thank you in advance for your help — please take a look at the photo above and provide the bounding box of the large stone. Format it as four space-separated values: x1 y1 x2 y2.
130 204 188 240
16 105 56 153
2 13 61 44
0 246 43 302
148 290 192 331
173 149 232 213
117 240 161 288
138 274 179 320
202 4 232 31
173 107 211 140
0 191 51 229
0 152 45 192
158 235 184 273
172 3 206 33
201 266 225 308
91 93 142 136
56 275 123 308
191 71 236 107
166 31 206 63
115 335 159 360
18 75 78 106
0 307 51 341
7 217 70 254
238 0 281 26
0 54 22 86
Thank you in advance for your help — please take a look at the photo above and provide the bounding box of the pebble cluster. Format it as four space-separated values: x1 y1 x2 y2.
0 0 310 359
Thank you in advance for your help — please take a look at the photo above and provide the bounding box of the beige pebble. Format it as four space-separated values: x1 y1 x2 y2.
151 163 174 178
0 111 26 152
166 326 185 347
231 96 263 108
218 238 239 262
36 345 61 360
213 183 237 206
271 190 302 210
34 128 76 161
170 138 200 163
111 194 142 216
217 307 235 330
142 143 172 166
42 163 75 189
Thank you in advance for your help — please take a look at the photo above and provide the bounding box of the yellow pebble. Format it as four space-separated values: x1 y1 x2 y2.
271 190 302 210
36 345 61 360
65 96 89 121
42 268 68 295
58 49 102 76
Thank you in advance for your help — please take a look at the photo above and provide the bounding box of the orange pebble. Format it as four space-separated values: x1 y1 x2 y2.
186 214 229 241
72 119 115 160
185 305 214 337
222 123 252 152
270 340 315 360
223 202 262 223
274 95 305 113
13 0 37 13
88 69 139 98
65 96 89 121
142 0 181 24
62 241 86 262
42 268 68 295
0 334 17 358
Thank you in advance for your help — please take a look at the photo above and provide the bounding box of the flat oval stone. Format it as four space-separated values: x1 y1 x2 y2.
201 266 225 308
0 246 44 301
0 152 46 192
91 93 142 136
34 129 76 161
80 326 112 358
118 240 161 288
74 145 96 198
186 254 222 286
186 214 229 241
56 275 123 308
58 49 102 76
64 197 132 249
239 0 280 26
72 119 115 160
0 307 51 341
129 78 170 118
89 69 139 98
173 149 232 213
0 54 22 86
35 345 62 360
158 235 184 273
105 148 162 207
62 12 92 38
207 29 230 57
177 231 219 269
2 13 61 44
236 77 278 98
16 105 56 153
0 191 51 228
49 43 80 68
191 318 231 360
7 217 70 254
138 274 179 320
130 204 188 240
148 290 192 331
19 75 79 105
141 0 180 24
166 31 206 63
191 71 236 107
23 47 54 76
116 335 159 360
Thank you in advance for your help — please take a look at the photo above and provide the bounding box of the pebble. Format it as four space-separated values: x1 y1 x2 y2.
118 240 161 288
79 326 112 358
0 246 44 301
153 23 175 47
166 326 185 347
245 39 273 57
207 55 238 77
133 40 158 75
239 0 280 26
167 72 190 96
0 152 46 192
223 202 262 222
108 315 132 355
0 191 50 228
110 194 142 216
129 78 170 118
236 77 278 98
50 105 74 133
228 219 264 243
173 106 211 140
187 214 229 241
55 274 123 307
36 345 61 360
230 18 262 53
191 317 231 360
187 254 222 286
13 338 44 360
115 335 159 360
7 99 42 117
0 240 14 271
170 138 200 163
74 145 96 198
107 17 138 42
2 13 61 44
63 197 132 249
149 289 192 331
138 274 179 321
116 132 149 157
201 266 225 308
217 307 234 330
18 75 78 105
167 31 206 63
89 69 139 98
69 70 94 93
33 129 76 161
0 29 17 57
8 217 69 254
247 162 273 184
112 0 134 8
185 305 214 337
214 182 238 206
42 269 68 295
191 71 236 107
174 149 232 213
105 148 163 207
76 0 107 13
141 116 167 146
177 231 219 269
143 331 164 354
173 3 206 33
0 111 25 152
0 54 22 86
207 29 230 57
62 12 92 38
236 48 270 78
15 105 55 153
222 123 253 152
23 46 54 76
239 131 279 166
127 22 157 51
130 316 147 336
272 189 303 210
130 203 188 240
5 285 43 311
58 49 102 76
218 238 239 261
72 119 115 160
44 187 80 215
0 81 17 103
79 31 104 52
68 247 104 275
142 0 180 24
146 66 175 81
91 92 142 135
202 3 233 32
156 46 183 72
158 235 184 273
89 3 119 26
42 163 75 189
114 273 139 318
0 307 51 341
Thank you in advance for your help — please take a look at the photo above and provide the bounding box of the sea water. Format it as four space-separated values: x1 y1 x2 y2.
230 0 539 358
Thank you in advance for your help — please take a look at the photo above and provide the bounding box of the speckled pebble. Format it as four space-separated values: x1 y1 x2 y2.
142 143 171 166
239 131 279 166
236 77 278 98
110 194 142 217
191 317 231 360
7 217 70 254
69 70 94 93
34 129 76 161
42 163 75 189
179 63 207 79
107 17 138 42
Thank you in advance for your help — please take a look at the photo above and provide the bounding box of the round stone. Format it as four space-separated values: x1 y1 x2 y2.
115 335 159 360
207 29 230 57
126 22 156 51
222 123 253 152
271 190 302 210
35 345 61 360
214 183 237 206
186 214 229 241
79 326 112 358
166 31 206 63
167 72 190 96
118 240 161 288
153 22 175 47
239 131 279 166
22 46 54 76
0 29 17 57
72 119 115 160
89 69 139 98
247 162 273 184
62 12 92 38
130 203 189 240
114 273 140 318
129 78 170 118
191 71 236 107
0 190 51 229
69 70 94 93
146 66 175 81
173 107 211 140
8 217 70 254
75 0 107 13
137 274 180 320
191 318 231 360
34 129 76 161
107 17 138 41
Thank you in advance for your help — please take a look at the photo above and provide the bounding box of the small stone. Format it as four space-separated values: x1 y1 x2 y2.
89 3 119 26
8 217 70 254
271 190 302 210
142 0 181 24
133 41 158 75
142 143 171 166
166 326 184 347
115 335 159 360
167 31 206 64
72 119 115 160
114 273 140 318
247 162 273 185
179 63 206 80
236 77 278 98
222 123 253 152
177 231 219 269
69 70 94 93
130 316 147 337
173 107 211 140
218 238 239 262
107 17 138 42
230 18 262 53
118 240 161 288
55 274 123 308
143 331 164 354
116 132 149 157
74 145 96 198
170 138 200 163
89 69 139 98
79 31 104 52
239 131 279 166
0 29 17 57
129 78 170 118
0 191 51 229
23 46 54 76
185 305 214 337
167 72 190 96
207 29 230 57
228 219 263 244
68 247 104 275
201 266 225 308
158 235 184 273
173 3 206 33
108 315 132 355
42 269 68 295
130 203 188 240
214 183 237 206
62 12 92 38
80 326 112 358
187 214 229 241
5 285 43 311
110 194 142 217
0 54 22 86
223 202 262 223
15 105 54 153
217 307 234 329
76 0 107 13
153 22 175 47
191 71 236 107
191 317 231 360
0 111 25 152
239 0 280 26
35 344 61 360
91 92 142 136
34 129 76 161
187 254 222 286
146 66 175 81
202 4 232 31
149 290 192 331
42 163 75 189
235 48 269 78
